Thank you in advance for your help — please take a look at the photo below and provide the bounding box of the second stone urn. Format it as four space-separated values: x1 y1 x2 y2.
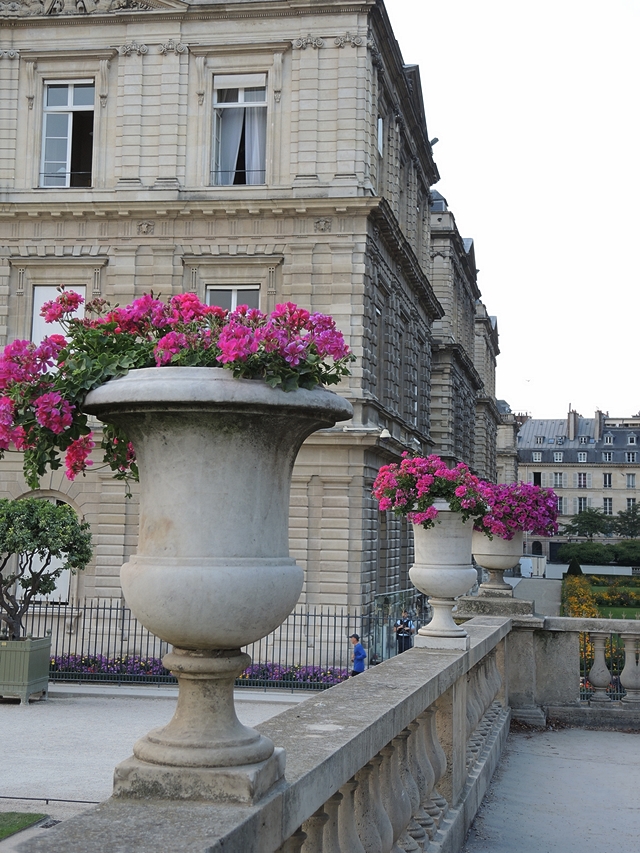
472 530 524 597
84 366 353 802
410 500 478 650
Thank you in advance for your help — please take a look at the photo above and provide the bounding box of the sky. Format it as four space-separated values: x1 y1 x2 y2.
385 0 640 420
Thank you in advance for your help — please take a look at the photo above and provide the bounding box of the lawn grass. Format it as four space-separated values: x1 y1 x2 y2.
597 605 640 620
0 813 47 841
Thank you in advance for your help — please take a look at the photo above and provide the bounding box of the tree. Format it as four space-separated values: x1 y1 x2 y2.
561 507 613 539
614 504 640 539
557 542 615 565
614 539 640 566
0 499 92 640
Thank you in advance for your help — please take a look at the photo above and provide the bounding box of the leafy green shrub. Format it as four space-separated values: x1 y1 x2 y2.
613 540 640 566
566 556 583 575
557 542 616 565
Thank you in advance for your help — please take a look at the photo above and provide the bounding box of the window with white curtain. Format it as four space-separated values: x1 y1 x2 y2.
212 74 267 186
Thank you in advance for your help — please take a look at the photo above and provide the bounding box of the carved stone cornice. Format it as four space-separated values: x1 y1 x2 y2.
0 49 20 59
0 0 153 14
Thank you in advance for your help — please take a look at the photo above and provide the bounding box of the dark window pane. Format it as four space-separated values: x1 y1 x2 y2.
237 289 260 309
207 290 233 312
73 84 95 107
70 110 93 187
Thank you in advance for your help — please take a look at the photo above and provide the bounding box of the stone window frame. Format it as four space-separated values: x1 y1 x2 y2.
181 254 283 316
188 45 288 190
6 256 108 344
19 49 116 192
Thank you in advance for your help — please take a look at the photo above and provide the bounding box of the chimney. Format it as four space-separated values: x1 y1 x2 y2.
567 407 579 441
594 410 604 441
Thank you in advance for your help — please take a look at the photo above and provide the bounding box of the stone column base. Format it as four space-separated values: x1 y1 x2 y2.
414 634 470 651
112 748 286 805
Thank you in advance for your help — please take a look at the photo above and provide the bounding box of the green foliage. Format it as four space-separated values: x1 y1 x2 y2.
566 556 583 575
0 498 92 640
613 503 640 539
613 539 640 565
562 575 600 617
557 541 616 565
561 507 613 539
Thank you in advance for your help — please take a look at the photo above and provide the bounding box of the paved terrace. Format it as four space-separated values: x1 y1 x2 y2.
1 682 639 852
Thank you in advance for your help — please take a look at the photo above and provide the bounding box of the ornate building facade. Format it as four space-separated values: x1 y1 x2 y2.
0 0 500 608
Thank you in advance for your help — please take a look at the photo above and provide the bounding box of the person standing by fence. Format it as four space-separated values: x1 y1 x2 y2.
350 633 366 676
394 610 415 654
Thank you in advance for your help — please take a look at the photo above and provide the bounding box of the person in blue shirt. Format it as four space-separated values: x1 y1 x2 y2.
350 633 366 676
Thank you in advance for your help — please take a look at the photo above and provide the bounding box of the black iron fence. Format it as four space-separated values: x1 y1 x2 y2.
17 597 432 690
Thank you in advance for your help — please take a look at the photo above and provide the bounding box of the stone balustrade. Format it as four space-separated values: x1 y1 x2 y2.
507 615 640 728
19 616 510 853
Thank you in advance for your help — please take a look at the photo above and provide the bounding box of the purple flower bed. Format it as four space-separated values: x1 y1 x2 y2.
49 655 349 687
239 662 349 686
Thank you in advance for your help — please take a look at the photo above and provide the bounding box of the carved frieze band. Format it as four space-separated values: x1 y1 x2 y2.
0 49 19 59
292 33 365 50
1 0 152 15
119 42 148 57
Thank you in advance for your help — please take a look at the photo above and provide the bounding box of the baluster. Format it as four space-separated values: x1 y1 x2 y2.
354 762 383 853
589 634 612 703
420 708 448 820
322 792 343 853
301 808 329 853
396 729 428 850
365 753 394 853
620 633 640 706
338 779 366 853
407 720 436 840
276 828 307 853
379 744 407 853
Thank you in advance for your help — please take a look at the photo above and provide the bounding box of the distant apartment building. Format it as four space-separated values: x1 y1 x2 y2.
518 409 640 559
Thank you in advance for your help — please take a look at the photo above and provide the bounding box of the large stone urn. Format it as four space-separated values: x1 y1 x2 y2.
410 501 477 650
472 530 523 597
84 367 353 802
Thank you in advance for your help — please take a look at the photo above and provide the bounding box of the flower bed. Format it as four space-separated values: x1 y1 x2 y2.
49 654 349 689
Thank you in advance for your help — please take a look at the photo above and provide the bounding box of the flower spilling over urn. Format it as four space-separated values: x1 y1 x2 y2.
373 455 558 643
0 288 354 803
0 288 354 490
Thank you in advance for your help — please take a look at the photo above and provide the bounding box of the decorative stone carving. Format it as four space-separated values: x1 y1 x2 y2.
273 51 282 103
334 33 364 48
159 40 188 56
292 35 324 50
195 54 205 105
0 0 152 13
25 60 36 109
137 220 154 235
0 49 20 58
98 59 110 108
118 42 148 56
314 218 332 233
367 36 384 70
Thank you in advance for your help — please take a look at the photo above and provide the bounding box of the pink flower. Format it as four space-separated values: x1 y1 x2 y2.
41 289 84 323
64 434 95 480
154 332 188 366
34 392 74 434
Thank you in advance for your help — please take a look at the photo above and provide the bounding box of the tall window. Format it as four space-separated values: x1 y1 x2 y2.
627 473 636 489
602 452 613 462
603 473 612 488
553 472 564 489
579 436 588 445
604 434 613 445
206 286 260 312
577 473 588 488
556 496 566 515
603 497 613 515
553 452 563 463
628 498 637 510
532 452 542 462
626 452 637 463
577 497 588 513
577 452 587 463
41 81 94 187
212 74 267 185
535 435 544 445
629 435 637 445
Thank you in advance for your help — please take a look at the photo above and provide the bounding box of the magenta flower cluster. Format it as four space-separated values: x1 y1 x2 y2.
476 481 558 539
372 453 489 529
0 288 353 490
373 453 558 537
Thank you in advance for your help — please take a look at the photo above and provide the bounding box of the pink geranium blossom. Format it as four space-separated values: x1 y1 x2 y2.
65 434 95 480
34 392 74 434
475 482 558 539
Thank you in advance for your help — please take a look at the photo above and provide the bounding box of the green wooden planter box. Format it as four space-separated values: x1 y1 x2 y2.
0 636 51 704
